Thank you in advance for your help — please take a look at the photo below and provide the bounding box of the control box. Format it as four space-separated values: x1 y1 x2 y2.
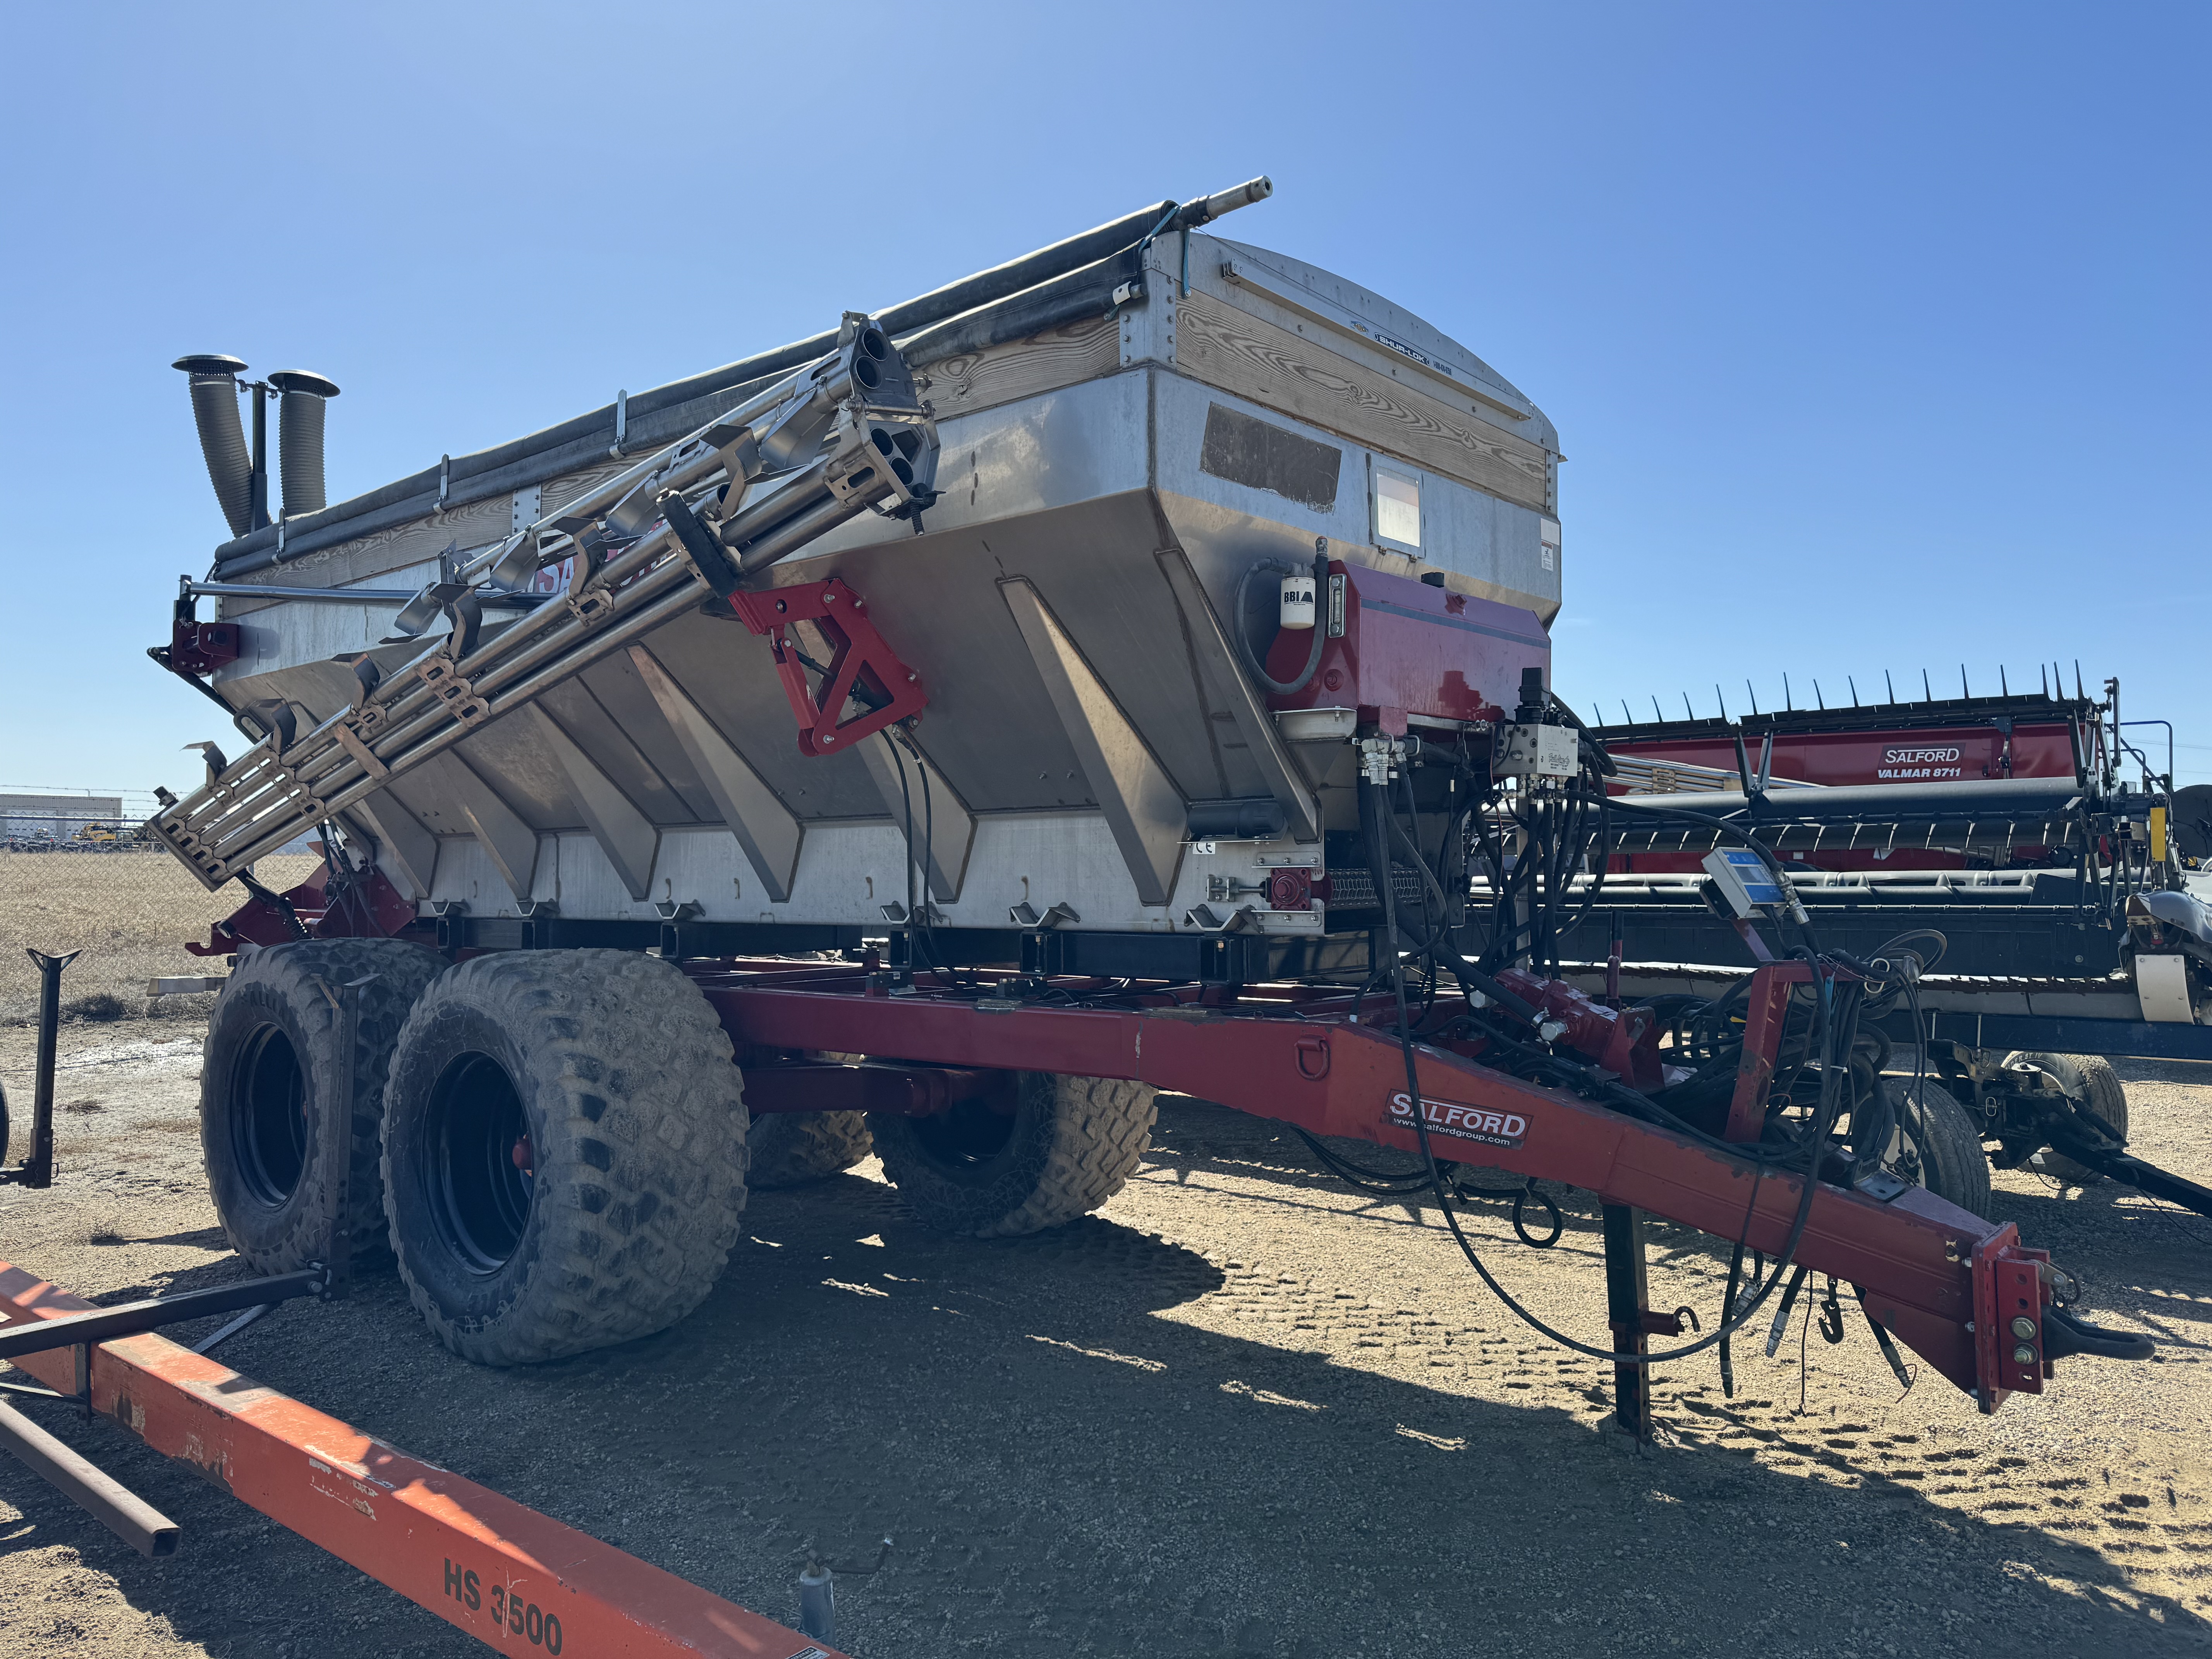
1700 847 1788 918
1494 723 1578 778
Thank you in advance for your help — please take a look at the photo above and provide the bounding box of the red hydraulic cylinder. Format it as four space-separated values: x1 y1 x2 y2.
1492 966 1664 1091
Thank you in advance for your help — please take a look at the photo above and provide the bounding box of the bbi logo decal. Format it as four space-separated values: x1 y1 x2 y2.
1386 1093 1527 1149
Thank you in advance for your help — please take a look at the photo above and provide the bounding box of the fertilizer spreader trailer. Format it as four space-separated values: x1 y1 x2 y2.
0 180 2157 1653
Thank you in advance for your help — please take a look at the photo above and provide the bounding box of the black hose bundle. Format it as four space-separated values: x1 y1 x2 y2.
1274 703 1913 1367
1350 758 1844 1364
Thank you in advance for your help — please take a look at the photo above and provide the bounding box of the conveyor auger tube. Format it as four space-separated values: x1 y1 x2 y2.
145 313 939 890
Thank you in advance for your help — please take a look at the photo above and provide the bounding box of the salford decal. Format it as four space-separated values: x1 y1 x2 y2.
1386 1092 1528 1149
1876 744 1965 780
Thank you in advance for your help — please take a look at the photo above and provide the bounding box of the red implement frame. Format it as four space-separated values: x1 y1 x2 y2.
725 578 925 757
1725 962 1809 1142
0 1264 845 1659
692 960 2053 1410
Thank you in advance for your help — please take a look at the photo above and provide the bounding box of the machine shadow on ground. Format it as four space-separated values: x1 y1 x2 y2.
4 1130 2208 1659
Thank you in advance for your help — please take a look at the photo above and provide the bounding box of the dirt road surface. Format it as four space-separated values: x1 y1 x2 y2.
1 1016 2207 1657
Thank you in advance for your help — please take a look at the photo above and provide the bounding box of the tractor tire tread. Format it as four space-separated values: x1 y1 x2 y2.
871 1072 1156 1238
201 937 443 1273
383 950 747 1365
745 1111 874 1188
989 1074 1157 1236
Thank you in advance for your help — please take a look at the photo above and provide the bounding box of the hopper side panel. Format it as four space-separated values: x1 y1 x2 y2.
534 678 705 827
572 655 721 824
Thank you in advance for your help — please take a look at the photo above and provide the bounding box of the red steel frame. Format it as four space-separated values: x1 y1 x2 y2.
0 1264 846 1659
1725 963 1807 1143
691 958 2053 1412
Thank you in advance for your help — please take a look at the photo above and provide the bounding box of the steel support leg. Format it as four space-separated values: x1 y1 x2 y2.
1601 1203 1653 1441
10 950 81 1189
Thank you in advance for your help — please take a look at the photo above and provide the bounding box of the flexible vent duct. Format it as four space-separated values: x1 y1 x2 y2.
173 354 253 538
269 370 340 518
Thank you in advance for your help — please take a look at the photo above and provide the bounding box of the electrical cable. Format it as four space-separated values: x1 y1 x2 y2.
912 732 949 980
880 730 922 982
1289 1127 1433 1195
1719 1240 1746 1396
1357 768 1829 1366
1242 694 1894 1371
1509 1181 1563 1248
1358 764 1540 1022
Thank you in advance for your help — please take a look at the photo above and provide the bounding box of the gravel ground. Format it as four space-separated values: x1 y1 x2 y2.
0 1017 2207 1658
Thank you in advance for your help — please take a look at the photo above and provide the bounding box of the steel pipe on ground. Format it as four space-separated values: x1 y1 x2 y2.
0 1398 179 1558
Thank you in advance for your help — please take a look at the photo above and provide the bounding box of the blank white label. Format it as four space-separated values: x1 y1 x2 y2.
1375 471 1420 548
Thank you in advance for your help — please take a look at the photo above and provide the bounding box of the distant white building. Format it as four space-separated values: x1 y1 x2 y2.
1 793 124 837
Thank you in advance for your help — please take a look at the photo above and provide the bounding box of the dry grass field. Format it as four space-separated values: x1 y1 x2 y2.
0 852 321 1024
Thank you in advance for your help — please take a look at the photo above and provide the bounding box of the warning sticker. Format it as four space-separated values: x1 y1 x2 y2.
1386 1092 1528 1150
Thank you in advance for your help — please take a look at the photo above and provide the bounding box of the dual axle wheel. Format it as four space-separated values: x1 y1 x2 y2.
199 942 1155 1364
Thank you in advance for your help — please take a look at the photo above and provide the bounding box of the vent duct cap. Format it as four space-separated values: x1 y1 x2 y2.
268 369 341 518
173 354 254 538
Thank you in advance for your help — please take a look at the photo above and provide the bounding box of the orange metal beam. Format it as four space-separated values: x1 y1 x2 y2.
0 1262 843 1659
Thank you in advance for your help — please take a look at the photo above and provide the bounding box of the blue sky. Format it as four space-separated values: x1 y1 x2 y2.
2 1 2203 801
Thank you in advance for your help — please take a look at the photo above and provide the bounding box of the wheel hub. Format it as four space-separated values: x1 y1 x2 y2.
425 1053 535 1273
231 1024 308 1207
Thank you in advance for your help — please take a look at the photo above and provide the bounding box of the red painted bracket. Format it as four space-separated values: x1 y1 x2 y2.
1971 1224 2052 1414
165 617 241 675
185 864 420 956
1723 961 1862 1142
1494 967 1664 1092
726 578 926 757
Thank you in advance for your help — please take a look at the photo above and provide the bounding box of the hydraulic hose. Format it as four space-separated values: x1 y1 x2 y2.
1235 551 1329 696
1358 770 1540 1023
1361 765 1823 1367
1329 745 1900 1364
